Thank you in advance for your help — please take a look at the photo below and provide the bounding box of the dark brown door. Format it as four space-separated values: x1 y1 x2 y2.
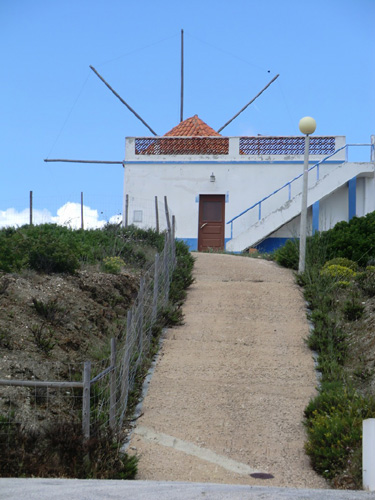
198 195 225 252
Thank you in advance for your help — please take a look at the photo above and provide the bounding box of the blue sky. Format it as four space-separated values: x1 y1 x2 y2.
1 0 374 227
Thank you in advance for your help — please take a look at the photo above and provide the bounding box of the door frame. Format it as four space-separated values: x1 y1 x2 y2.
197 194 225 252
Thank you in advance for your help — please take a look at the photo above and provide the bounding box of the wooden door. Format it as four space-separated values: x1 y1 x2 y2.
198 195 225 252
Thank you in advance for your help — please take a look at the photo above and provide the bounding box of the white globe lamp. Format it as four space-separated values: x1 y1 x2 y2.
299 116 316 136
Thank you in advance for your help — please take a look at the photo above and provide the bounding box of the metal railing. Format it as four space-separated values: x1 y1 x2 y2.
135 137 229 155
239 136 336 155
227 143 374 240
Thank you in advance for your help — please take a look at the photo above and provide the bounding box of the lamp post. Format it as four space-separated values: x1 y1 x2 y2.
298 116 316 274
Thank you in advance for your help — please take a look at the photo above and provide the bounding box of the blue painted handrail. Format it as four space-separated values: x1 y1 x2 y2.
227 143 373 239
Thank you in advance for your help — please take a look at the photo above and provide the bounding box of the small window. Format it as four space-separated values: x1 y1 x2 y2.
202 201 222 222
133 210 143 223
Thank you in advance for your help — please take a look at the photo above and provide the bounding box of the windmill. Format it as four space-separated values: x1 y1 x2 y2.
44 30 279 225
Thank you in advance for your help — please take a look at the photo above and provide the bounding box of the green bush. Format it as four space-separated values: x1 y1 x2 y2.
102 256 125 274
299 212 375 487
28 240 79 273
169 240 195 306
305 386 375 480
356 267 375 297
32 298 65 325
0 418 138 479
343 298 365 321
30 324 56 354
322 212 375 266
273 239 298 269
320 264 356 282
274 212 375 272
322 258 358 272
0 224 165 274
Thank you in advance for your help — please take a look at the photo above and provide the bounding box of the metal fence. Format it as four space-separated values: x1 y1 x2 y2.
0 192 173 233
0 221 177 440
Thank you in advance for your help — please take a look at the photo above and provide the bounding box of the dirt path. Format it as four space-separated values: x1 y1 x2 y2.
128 253 328 489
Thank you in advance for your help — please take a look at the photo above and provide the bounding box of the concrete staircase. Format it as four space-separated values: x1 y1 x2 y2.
226 161 374 252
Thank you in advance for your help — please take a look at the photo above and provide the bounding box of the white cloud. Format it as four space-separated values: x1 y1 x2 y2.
51 202 106 229
0 207 53 227
0 203 121 229
108 214 122 225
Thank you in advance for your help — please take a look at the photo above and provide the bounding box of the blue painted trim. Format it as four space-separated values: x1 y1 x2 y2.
178 238 198 251
348 177 357 220
254 237 294 253
125 160 343 165
183 236 297 254
312 201 320 234
177 237 231 252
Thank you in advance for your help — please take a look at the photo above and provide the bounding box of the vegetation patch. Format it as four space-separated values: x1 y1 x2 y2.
273 211 375 489
0 223 164 274
0 223 194 479
0 417 137 479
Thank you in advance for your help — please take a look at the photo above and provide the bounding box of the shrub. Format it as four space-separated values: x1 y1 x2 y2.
30 324 56 354
305 386 375 481
168 240 195 306
0 329 12 349
296 211 375 487
0 418 138 479
356 267 375 297
320 265 356 282
322 212 375 266
28 239 79 274
273 239 298 269
102 256 125 274
343 298 365 321
322 258 358 272
32 298 65 325
0 224 167 274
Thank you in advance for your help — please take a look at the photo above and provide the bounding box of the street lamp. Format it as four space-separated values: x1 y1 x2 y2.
298 116 316 273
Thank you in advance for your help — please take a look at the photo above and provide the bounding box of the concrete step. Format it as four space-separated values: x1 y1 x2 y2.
1 478 374 500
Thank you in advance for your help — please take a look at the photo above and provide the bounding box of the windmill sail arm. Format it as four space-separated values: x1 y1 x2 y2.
217 74 280 133
90 65 158 136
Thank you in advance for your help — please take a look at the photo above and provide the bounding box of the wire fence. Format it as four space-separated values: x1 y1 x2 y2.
0 192 173 233
0 219 177 441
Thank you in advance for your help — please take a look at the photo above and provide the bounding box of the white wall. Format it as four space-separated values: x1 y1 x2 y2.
124 161 338 241
124 135 374 250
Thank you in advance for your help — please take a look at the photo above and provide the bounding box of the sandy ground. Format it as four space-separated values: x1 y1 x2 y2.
128 253 328 489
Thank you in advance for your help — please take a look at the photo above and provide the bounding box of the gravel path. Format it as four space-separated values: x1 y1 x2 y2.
128 253 328 489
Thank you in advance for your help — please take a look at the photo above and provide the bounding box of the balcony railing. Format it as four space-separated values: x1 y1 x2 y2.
133 136 337 157
135 137 229 155
239 137 336 155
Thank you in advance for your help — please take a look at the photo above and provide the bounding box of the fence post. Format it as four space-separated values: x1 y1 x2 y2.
172 215 176 265
155 196 159 233
109 338 116 431
138 277 145 354
125 194 129 228
119 309 132 427
164 196 171 233
363 419 375 490
164 232 170 304
82 361 91 440
81 192 84 230
152 253 159 322
29 191 33 226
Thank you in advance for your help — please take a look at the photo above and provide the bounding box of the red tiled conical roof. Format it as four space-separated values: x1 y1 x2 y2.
164 115 221 136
